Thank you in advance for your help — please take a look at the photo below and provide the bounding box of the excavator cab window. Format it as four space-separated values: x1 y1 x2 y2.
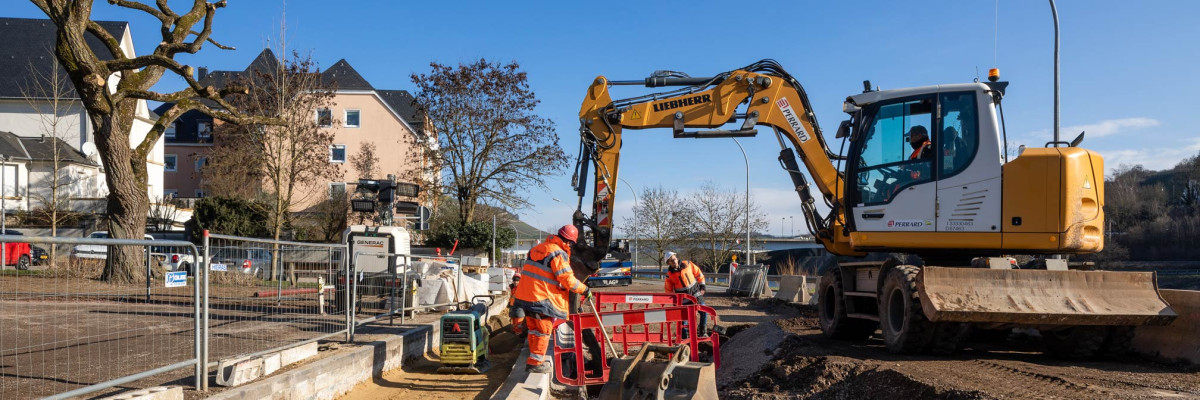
937 92 979 178
853 96 935 205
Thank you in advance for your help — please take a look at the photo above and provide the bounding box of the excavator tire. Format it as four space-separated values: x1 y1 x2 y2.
1099 326 1136 358
818 267 877 341
880 265 935 354
1041 326 1107 359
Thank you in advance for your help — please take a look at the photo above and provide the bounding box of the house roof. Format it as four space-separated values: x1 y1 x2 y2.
0 131 94 165
377 89 425 134
0 17 128 99
321 59 373 90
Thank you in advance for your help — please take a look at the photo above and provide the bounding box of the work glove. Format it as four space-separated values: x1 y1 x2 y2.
583 288 593 302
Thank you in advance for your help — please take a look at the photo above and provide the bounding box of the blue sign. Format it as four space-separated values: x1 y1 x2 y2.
165 271 188 288
210 263 228 271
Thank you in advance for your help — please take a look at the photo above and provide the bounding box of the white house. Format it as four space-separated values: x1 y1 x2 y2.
0 18 165 215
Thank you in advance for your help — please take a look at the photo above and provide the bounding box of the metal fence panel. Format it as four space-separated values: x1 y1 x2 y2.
0 235 201 399
348 252 465 335
201 233 348 387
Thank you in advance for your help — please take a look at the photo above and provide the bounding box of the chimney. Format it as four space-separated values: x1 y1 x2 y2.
197 67 209 81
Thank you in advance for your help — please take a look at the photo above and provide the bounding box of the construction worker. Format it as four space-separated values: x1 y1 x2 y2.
907 126 934 161
508 274 525 337
511 224 591 373
664 251 708 337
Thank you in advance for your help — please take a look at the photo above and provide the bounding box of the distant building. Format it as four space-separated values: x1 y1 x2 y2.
0 17 166 214
157 49 435 216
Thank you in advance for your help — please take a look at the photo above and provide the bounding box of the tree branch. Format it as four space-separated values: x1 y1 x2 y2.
108 0 170 22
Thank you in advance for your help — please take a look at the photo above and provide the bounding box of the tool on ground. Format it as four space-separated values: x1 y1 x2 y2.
437 295 493 374
568 60 1176 358
588 295 620 360
597 344 717 400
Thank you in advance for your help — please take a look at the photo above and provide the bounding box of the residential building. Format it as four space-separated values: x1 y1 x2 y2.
158 49 434 220
0 131 106 213
0 17 165 213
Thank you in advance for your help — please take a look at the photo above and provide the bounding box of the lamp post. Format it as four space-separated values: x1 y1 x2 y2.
730 138 752 264
790 216 794 237
618 178 638 268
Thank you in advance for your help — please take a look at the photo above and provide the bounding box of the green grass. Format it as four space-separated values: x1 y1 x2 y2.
0 269 45 276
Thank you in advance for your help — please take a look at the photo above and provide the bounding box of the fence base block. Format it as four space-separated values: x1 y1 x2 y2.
98 386 183 400
215 358 264 387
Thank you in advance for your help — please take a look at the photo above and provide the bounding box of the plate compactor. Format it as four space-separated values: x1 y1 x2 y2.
437 296 493 374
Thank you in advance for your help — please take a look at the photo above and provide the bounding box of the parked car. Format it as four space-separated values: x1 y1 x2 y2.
587 263 633 287
0 230 33 270
71 231 156 260
208 247 273 278
148 232 202 275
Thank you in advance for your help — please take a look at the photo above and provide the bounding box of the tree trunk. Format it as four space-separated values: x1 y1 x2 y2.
95 106 149 284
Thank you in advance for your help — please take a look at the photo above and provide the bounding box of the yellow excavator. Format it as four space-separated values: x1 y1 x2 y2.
569 60 1177 358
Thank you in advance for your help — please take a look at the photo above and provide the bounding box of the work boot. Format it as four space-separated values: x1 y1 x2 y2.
527 363 552 374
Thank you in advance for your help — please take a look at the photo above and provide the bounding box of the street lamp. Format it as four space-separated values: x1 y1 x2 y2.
790 216 794 237
730 138 752 265
618 178 638 268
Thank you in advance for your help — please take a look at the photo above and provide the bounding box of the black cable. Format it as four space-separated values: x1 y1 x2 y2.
999 101 1009 163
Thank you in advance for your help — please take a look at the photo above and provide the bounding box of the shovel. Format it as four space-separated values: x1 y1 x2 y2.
587 296 621 360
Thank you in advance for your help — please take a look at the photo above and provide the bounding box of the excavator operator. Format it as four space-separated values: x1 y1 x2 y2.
664 252 709 338
907 126 934 161
511 225 592 373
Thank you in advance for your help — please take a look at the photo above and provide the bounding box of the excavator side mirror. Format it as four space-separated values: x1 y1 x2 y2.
835 120 852 139
1070 131 1085 147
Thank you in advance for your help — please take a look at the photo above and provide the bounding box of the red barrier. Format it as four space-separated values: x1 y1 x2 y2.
552 298 719 387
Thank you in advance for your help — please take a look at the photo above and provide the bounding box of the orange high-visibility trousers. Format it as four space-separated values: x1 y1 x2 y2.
525 314 554 367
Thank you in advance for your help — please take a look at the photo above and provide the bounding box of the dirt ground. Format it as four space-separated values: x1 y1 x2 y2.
339 328 523 400
719 299 1200 400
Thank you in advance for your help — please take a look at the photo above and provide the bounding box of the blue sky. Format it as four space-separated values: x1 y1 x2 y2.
10 1 1199 237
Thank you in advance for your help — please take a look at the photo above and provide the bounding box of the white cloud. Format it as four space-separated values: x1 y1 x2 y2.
1101 138 1200 171
1027 117 1161 140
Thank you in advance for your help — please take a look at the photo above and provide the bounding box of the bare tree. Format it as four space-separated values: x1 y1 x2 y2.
688 181 769 272
21 58 79 262
147 196 180 232
621 185 693 271
350 141 379 179
207 51 339 280
29 0 280 283
410 60 568 224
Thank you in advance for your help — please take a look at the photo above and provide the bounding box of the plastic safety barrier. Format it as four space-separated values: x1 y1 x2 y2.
552 299 719 387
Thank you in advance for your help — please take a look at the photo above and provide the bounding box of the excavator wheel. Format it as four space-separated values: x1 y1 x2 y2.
818 267 877 341
880 265 936 354
1099 326 1136 358
1040 326 1107 359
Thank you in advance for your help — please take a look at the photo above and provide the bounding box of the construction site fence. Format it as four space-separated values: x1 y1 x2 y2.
0 231 483 399
553 293 719 387
0 234 202 400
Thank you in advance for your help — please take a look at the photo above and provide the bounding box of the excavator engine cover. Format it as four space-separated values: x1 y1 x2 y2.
918 267 1177 326
598 344 717 400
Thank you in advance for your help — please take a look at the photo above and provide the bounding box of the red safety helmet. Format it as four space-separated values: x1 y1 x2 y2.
558 224 579 243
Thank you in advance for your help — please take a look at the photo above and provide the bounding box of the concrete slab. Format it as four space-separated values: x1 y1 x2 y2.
280 341 319 366
215 357 264 387
98 386 182 400
775 276 807 303
1133 289 1200 364
262 353 281 376
491 346 548 400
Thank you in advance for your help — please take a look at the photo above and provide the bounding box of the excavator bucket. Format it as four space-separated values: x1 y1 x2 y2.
918 267 1177 326
598 344 717 400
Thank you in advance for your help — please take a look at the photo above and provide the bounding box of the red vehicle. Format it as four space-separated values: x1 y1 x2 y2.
1 241 32 270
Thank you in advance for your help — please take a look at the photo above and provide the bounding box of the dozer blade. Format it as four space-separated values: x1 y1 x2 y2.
918 267 1177 326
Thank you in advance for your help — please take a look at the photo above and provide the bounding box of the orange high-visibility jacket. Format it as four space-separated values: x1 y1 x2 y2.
512 235 587 319
666 260 705 294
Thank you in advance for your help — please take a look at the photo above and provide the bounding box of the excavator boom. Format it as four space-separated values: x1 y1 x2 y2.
572 61 858 269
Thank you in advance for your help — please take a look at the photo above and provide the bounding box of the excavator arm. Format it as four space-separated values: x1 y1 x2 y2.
571 60 861 269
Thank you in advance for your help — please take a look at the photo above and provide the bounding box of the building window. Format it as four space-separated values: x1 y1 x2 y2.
164 189 178 198
316 108 332 128
329 182 347 198
195 189 206 198
195 156 208 172
165 154 177 172
197 122 212 139
330 144 346 163
344 109 360 128
165 122 176 139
